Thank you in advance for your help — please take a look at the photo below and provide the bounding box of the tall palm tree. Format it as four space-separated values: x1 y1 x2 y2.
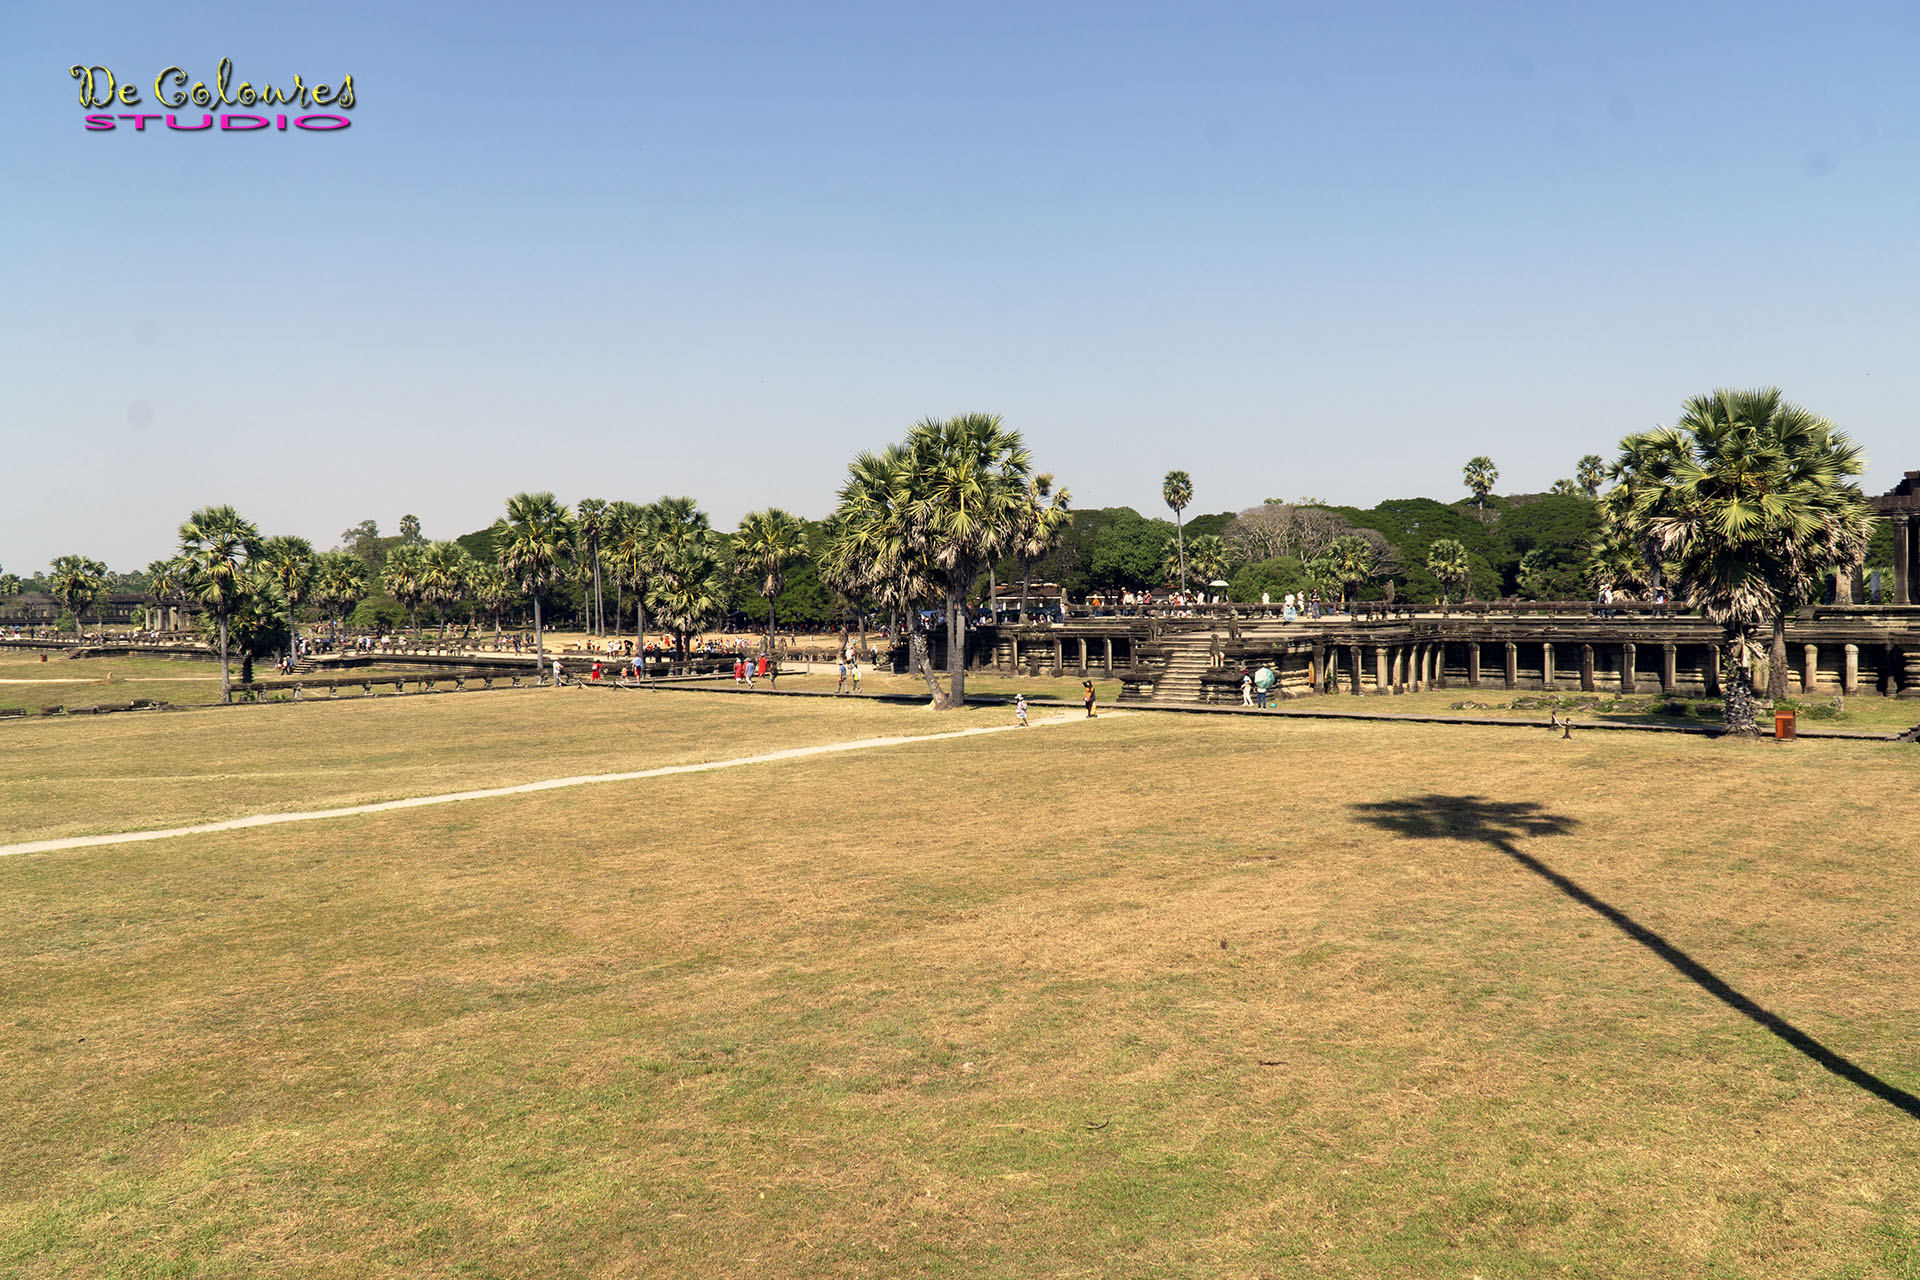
1426 538 1470 605
1462 456 1499 510
900 414 1032 708
734 508 809 650
575 498 609 636
258 535 315 661
605 500 655 643
420 540 473 640
644 497 709 656
1012 472 1072 622
494 492 575 663
1162 470 1193 591
310 549 368 644
1610 387 1873 733
383 542 430 640
48 554 108 640
178 505 262 703
1576 454 1606 498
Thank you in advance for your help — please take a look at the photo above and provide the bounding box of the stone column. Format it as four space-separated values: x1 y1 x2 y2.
1350 644 1363 695
1374 644 1389 694
1077 637 1089 674
1843 642 1858 695
1705 645 1721 696
1104 637 1114 674
1468 643 1482 687
1009 635 1019 673
1661 642 1677 695
1504 641 1518 690
1542 641 1557 691
1051 639 1063 677
1802 643 1819 695
1895 514 1913 606
1901 648 1920 699
1432 643 1445 690
1579 644 1595 692
1621 642 1636 694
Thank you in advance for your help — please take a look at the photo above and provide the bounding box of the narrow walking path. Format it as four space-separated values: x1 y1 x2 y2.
0 710 1124 860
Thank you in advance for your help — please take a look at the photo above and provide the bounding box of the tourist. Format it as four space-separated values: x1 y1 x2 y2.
1255 665 1273 708
591 660 603 681
1283 596 1298 623
1082 678 1097 718
1240 670 1254 706
1015 694 1029 727
849 662 861 694
836 660 847 695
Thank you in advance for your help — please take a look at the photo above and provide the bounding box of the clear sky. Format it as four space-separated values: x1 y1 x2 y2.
5 1 1918 572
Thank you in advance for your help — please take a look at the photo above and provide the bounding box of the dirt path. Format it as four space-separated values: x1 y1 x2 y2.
0 710 1124 860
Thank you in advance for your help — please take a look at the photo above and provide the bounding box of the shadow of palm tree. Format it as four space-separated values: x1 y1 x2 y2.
1351 793 1919 1121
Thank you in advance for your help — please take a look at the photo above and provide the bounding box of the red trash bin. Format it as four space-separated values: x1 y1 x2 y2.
1774 709 1796 740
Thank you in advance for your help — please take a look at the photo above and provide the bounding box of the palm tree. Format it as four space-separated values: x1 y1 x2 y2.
1549 478 1582 497
1609 387 1874 733
575 498 609 636
1426 538 1470 605
145 557 189 632
494 492 575 664
178 505 262 703
48 554 108 640
1162 470 1194 591
420 540 473 640
258 535 315 661
606 500 655 643
1576 454 1606 498
648 528 728 663
310 549 368 644
1179 534 1233 595
1462 457 1499 510
645 497 710 660
824 444 941 700
1012 473 1072 622
1320 535 1377 606
468 562 512 643
902 414 1032 708
734 508 809 650
383 542 430 639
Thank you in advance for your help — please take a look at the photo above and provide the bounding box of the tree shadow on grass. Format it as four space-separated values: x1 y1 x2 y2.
1351 794 1920 1122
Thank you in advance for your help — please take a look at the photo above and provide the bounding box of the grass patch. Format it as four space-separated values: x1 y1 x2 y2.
2 697 1918 1276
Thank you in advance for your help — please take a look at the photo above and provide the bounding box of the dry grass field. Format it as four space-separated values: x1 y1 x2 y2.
3 690 1918 1278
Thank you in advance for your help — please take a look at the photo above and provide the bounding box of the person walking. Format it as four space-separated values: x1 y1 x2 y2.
849 662 861 694
836 660 847 695
1240 670 1254 706
1015 694 1029 727
1082 678 1097 718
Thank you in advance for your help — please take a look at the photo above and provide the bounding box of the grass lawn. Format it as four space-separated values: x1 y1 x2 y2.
3 694 1919 1277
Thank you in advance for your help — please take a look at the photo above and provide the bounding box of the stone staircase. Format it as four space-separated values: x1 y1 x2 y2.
292 655 322 674
1146 632 1217 704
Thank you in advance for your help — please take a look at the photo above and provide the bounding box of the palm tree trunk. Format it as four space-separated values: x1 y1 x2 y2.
1767 613 1790 700
219 614 231 704
533 595 544 664
1020 565 1032 622
910 630 943 706
1723 637 1760 736
766 595 776 653
945 588 967 708
1175 515 1187 591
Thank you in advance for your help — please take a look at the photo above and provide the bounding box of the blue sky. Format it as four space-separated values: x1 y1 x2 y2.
5 1 1917 571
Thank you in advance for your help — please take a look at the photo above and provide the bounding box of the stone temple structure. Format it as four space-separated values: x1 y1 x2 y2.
1872 471 1920 605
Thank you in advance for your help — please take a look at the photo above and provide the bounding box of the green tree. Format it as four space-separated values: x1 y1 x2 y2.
144 557 189 631
734 508 809 649
1462 456 1499 510
1177 534 1233 592
1425 538 1470 604
398 514 424 544
606 500 657 642
258 535 315 659
649 529 728 662
178 505 262 702
310 549 368 644
383 542 430 639
823 444 940 696
421 540 473 640
1162 470 1194 590
1576 454 1606 498
494 492 575 663
574 498 609 636
1609 387 1874 732
1012 473 1072 621
1549 478 1581 497
1318 534 1378 605
48 554 108 640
